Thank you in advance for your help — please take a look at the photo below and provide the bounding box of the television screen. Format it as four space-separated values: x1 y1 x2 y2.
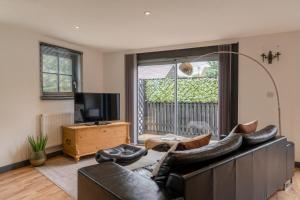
74 93 120 124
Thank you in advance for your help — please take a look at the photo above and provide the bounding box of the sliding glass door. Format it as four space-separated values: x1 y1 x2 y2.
137 63 176 142
176 60 219 138
137 57 219 143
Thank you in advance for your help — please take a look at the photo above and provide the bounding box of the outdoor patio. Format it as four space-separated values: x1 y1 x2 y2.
137 79 219 142
137 61 220 142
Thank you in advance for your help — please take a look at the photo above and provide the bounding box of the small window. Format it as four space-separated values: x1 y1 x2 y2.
40 43 82 100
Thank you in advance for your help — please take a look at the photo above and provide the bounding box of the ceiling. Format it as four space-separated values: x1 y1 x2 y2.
0 0 300 52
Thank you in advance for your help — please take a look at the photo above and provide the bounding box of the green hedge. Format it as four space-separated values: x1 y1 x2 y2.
144 78 218 103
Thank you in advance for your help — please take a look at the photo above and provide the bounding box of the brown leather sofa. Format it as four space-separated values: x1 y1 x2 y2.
78 133 294 200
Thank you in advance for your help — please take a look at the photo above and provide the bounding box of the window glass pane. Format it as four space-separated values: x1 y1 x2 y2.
43 54 58 73
59 57 72 75
177 60 219 139
40 43 82 99
43 73 58 92
59 75 72 92
137 63 176 143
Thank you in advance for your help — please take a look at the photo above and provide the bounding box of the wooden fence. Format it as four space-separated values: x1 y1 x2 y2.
138 102 218 137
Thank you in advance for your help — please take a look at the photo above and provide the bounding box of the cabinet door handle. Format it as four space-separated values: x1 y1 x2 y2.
65 139 71 145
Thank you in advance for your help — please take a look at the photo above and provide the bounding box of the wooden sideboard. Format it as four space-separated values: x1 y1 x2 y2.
62 122 130 161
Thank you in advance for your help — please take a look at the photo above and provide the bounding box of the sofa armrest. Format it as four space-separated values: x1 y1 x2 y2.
78 162 169 200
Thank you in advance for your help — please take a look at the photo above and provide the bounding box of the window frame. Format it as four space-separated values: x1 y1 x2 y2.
40 42 83 100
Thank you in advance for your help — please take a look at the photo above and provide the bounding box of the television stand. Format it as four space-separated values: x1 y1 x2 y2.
62 122 130 161
94 121 111 125
82 121 111 126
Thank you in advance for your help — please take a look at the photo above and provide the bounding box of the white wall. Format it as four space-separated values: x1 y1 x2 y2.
103 31 300 161
0 23 104 167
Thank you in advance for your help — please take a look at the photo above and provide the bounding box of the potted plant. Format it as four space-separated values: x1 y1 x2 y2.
28 135 48 166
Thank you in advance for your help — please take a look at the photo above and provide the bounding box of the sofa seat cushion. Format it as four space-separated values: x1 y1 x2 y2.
242 125 277 146
95 144 148 165
133 163 157 179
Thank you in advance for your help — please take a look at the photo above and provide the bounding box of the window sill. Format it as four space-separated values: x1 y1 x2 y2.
40 95 74 100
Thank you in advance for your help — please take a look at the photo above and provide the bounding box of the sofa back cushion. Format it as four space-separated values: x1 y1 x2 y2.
153 132 243 186
242 125 277 146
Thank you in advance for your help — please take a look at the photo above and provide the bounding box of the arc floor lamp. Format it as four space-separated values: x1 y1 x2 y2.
179 51 282 136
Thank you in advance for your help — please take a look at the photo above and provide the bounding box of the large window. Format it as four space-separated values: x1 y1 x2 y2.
40 43 82 100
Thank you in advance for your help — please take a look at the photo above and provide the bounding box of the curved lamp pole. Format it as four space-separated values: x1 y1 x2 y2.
181 51 282 136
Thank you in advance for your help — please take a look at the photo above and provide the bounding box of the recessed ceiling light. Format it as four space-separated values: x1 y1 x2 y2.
144 11 151 16
74 25 80 30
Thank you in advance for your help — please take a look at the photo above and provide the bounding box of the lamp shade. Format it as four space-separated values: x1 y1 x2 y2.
179 62 193 76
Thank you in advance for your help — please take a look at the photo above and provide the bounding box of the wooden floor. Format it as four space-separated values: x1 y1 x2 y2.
269 169 300 200
0 166 299 200
0 166 71 200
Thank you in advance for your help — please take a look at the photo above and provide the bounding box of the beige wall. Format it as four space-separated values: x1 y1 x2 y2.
103 52 125 120
103 31 300 161
0 23 104 167
1 22 298 167
238 32 300 160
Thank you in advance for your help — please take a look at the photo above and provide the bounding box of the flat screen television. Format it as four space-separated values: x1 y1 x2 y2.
74 93 120 124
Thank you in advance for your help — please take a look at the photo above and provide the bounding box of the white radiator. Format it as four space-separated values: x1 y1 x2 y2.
40 113 74 148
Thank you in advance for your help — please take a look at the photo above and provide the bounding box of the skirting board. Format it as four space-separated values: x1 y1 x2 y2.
0 150 63 174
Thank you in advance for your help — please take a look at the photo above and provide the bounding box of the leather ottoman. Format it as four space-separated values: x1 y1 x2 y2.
95 144 148 165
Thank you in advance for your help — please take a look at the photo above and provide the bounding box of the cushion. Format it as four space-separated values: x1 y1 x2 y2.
234 120 258 134
176 133 211 150
144 134 187 151
242 125 277 146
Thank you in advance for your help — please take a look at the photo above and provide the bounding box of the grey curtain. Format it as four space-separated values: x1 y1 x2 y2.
218 44 239 135
125 54 137 143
